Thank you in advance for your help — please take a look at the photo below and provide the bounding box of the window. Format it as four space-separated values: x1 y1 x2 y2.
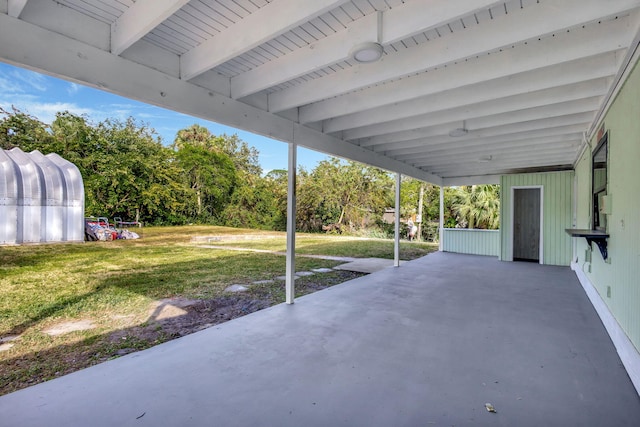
592 132 608 231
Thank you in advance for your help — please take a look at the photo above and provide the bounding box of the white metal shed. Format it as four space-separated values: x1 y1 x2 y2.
0 147 84 244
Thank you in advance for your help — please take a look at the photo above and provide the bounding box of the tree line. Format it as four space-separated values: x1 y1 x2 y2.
0 107 499 239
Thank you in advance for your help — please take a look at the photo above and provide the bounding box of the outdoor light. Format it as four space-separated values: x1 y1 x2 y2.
350 42 384 63
478 155 493 163
449 120 469 137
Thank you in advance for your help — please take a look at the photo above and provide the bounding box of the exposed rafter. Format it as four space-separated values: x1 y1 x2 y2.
323 63 615 134
270 0 640 113
8 0 28 18
230 0 503 99
180 0 349 81
346 96 601 142
111 0 190 56
300 21 630 124
382 124 588 158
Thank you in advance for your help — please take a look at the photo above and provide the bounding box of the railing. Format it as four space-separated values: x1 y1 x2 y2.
441 228 499 257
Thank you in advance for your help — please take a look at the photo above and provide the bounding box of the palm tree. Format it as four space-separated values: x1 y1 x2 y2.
172 124 213 150
452 185 500 229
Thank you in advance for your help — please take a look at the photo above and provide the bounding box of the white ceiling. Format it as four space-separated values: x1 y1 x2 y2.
1 0 640 186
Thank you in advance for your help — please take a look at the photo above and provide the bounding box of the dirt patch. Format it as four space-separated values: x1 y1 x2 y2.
110 296 272 346
107 270 365 351
0 270 366 395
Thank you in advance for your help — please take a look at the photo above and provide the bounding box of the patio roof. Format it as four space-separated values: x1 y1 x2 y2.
2 0 640 185
1 253 638 426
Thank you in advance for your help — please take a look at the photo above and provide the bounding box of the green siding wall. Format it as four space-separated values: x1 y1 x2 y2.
574 57 640 353
442 229 499 256
500 171 573 265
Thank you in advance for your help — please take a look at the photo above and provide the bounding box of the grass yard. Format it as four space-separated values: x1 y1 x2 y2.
0 226 437 395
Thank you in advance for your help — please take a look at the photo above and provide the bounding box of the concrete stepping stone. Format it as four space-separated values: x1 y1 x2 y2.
0 343 14 352
0 336 19 352
296 271 314 277
43 320 95 336
275 275 298 281
225 284 250 293
311 268 334 273
252 279 274 285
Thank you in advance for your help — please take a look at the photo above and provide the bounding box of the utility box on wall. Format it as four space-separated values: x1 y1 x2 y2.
0 148 84 245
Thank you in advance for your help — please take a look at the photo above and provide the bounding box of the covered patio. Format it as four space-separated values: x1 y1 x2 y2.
2 1 640 422
1 253 638 426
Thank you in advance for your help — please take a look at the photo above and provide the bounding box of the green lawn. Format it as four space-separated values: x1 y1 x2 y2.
0 225 437 395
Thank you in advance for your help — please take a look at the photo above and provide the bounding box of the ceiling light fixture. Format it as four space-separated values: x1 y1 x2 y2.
350 12 384 64
449 120 469 137
350 42 384 63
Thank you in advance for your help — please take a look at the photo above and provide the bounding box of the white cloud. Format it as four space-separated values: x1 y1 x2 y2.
11 68 48 92
67 82 80 95
0 98 95 124
0 74 25 95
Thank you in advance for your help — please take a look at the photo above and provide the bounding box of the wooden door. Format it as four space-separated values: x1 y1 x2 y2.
513 188 541 262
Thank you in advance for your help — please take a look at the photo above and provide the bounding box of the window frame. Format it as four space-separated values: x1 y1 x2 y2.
591 132 608 231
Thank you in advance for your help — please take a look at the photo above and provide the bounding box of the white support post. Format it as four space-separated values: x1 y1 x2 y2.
394 173 401 267
286 142 297 304
439 186 444 251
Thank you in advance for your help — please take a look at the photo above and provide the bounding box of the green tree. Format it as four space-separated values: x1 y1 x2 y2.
67 116 186 223
173 124 261 177
451 185 500 229
174 143 237 221
0 106 53 150
297 158 394 232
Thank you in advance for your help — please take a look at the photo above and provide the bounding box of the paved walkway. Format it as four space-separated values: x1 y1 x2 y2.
198 244 358 262
1 253 639 426
201 245 407 273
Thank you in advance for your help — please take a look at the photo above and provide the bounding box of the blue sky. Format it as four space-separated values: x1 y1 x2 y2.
0 61 329 173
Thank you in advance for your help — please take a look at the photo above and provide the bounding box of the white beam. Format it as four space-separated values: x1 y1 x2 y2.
394 173 401 267
347 95 602 142
323 61 615 134
366 114 592 152
438 166 570 181
286 142 297 304
271 0 639 113
433 156 576 177
431 151 578 170
0 13 441 186
410 136 581 161
391 128 586 161
8 0 28 18
111 0 190 56
181 0 348 81
299 16 632 123
416 146 579 170
231 12 378 99
408 138 582 167
231 0 502 99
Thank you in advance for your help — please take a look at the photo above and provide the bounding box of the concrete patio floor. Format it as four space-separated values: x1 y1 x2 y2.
1 252 639 426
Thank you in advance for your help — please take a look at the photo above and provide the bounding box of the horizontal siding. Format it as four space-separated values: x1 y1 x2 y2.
442 229 499 257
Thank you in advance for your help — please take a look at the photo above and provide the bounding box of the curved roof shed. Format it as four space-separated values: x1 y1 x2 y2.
0 148 84 244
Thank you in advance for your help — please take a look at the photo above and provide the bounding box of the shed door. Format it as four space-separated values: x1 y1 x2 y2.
513 188 540 262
